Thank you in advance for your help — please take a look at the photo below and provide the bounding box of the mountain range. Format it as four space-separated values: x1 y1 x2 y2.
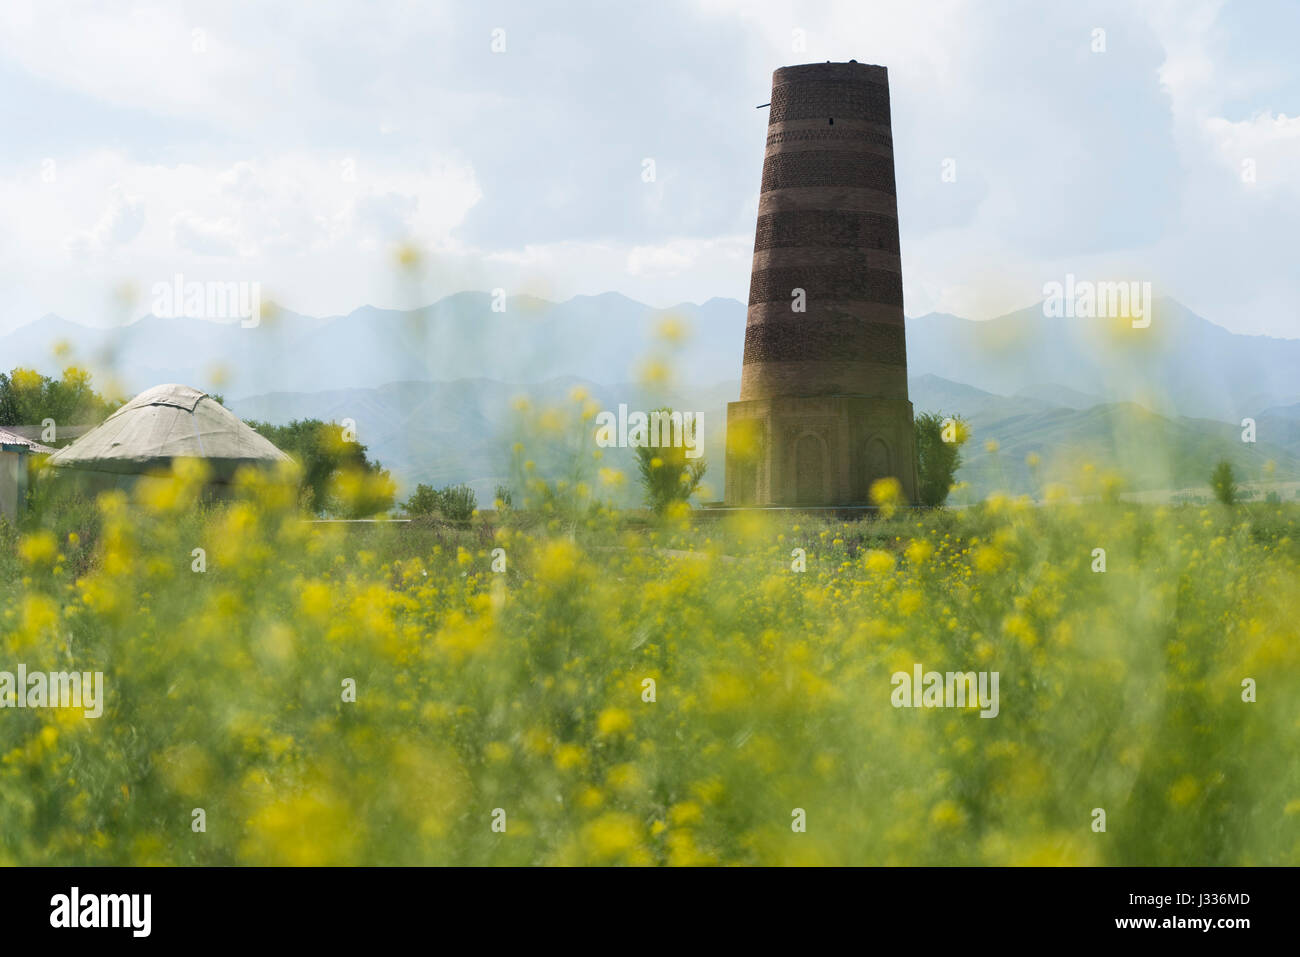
2 293 1297 501
3 293 1297 422
219 373 1300 505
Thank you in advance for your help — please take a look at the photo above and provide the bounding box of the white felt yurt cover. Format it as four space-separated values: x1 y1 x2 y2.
47 384 290 481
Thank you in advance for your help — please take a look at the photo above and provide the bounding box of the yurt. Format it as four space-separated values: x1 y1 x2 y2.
0 427 54 522
46 384 291 494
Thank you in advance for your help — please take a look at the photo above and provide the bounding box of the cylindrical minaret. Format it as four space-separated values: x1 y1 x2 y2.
725 62 918 507
741 61 907 401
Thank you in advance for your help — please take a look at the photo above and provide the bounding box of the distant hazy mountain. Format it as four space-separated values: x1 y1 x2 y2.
3 294 1295 427
230 377 739 505
905 374 1299 497
1012 383 1107 410
906 298 1300 422
0 293 743 402
951 401 1299 499
1255 403 1300 459
1259 402 1300 420
908 373 1057 420
224 373 1300 504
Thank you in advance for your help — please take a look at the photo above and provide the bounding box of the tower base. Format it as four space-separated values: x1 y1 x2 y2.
724 395 919 506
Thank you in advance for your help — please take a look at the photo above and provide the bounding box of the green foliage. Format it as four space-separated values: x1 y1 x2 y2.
403 483 441 516
437 484 477 522
1100 472 1127 506
914 411 969 507
942 403 1300 500
0 367 121 433
403 483 477 521
1211 459 1238 505
3 484 1299 864
11 477 101 575
246 418 394 517
633 409 707 515
494 485 513 511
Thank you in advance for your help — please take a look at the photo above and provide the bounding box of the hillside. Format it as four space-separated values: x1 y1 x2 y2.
225 374 1300 504
4 293 1297 425
231 377 738 506
948 401 1299 500
906 298 1300 422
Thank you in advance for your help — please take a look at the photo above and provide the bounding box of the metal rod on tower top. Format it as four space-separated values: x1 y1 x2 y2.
756 102 770 108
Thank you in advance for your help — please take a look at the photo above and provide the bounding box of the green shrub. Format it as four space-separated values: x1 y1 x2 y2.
403 482 477 521
1211 460 1237 505
914 411 969 507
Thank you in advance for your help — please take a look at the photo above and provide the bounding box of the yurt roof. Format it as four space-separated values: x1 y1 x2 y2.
46 384 291 479
0 427 55 455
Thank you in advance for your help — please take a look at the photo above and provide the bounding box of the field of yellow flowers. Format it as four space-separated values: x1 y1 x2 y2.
2 464 1298 865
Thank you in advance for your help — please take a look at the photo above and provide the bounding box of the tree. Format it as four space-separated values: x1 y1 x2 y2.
435 484 477 521
402 484 441 516
402 483 476 521
634 409 707 514
1210 459 1237 505
246 418 394 517
494 485 513 511
0 367 122 431
913 412 969 507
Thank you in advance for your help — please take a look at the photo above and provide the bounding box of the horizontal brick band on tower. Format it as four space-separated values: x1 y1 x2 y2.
760 150 897 194
750 248 903 275
769 80 892 125
765 128 894 151
747 266 904 309
736 362 910 400
742 318 908 367
754 210 901 253
773 61 890 86
745 299 905 328
757 189 898 216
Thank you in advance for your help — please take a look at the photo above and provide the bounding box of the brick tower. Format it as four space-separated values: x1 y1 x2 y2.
724 61 919 506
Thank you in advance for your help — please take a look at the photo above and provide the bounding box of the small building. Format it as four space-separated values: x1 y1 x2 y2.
0 428 54 523
1 424 93 445
46 383 291 493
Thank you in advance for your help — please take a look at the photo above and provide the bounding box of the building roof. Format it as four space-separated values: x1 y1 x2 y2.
2 424 93 444
0 427 55 454
46 383 291 479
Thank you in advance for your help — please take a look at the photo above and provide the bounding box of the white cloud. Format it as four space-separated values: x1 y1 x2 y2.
1204 111 1300 191
63 184 145 255
2 148 483 325
626 236 750 279
1 0 1298 338
171 212 242 257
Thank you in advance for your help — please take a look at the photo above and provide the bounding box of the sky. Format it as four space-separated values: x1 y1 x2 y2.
0 0 1297 337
